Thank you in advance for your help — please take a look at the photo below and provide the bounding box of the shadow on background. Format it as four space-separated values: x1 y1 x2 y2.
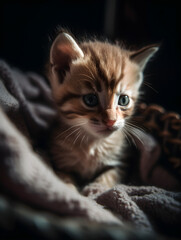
0 0 180 113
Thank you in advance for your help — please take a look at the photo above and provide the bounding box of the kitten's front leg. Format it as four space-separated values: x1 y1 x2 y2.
82 168 124 197
56 171 77 191
93 168 123 188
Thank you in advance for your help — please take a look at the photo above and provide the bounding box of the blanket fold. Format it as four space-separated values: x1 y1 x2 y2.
0 60 180 239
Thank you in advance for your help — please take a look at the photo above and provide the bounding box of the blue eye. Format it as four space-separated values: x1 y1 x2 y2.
118 95 129 106
83 94 99 107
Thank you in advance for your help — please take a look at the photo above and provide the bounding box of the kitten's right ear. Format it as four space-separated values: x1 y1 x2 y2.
130 44 159 71
50 32 84 83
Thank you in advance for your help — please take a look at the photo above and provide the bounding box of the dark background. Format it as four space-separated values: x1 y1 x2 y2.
0 0 181 113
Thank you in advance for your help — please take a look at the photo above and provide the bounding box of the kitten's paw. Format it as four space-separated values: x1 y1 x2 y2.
67 183 78 192
82 183 109 198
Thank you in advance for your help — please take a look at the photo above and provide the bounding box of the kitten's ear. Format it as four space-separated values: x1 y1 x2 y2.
50 32 84 82
130 44 159 71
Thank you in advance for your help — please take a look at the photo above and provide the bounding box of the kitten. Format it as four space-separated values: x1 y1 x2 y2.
47 32 158 190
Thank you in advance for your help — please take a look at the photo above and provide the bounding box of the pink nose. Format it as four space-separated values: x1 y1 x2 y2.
105 119 116 127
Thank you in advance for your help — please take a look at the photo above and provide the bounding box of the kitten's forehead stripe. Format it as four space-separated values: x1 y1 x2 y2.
110 79 115 90
88 47 109 89
82 79 102 92
95 80 102 92
83 81 94 91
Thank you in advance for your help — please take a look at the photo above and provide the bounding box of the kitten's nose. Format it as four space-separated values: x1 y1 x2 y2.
103 109 116 127
104 119 116 127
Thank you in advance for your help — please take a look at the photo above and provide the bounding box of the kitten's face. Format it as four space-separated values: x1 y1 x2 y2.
54 55 140 138
49 33 158 139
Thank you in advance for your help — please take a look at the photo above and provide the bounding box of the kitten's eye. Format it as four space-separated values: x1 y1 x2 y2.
118 95 129 106
83 94 99 107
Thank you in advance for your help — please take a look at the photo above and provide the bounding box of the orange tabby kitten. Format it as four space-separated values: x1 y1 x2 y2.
47 31 158 190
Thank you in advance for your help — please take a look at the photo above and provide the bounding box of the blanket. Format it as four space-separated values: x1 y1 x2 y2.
0 60 180 239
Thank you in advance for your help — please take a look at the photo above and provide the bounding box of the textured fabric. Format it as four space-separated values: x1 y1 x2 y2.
0 60 181 239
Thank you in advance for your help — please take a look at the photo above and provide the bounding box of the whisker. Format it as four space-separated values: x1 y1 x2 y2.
63 121 88 145
62 127 80 144
55 123 83 139
121 128 132 146
126 122 145 135
73 129 82 145
80 134 86 148
122 127 137 147
126 121 145 133
123 119 148 148
124 124 145 146
143 81 158 94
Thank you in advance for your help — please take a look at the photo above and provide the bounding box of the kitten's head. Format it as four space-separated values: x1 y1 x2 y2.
48 32 158 139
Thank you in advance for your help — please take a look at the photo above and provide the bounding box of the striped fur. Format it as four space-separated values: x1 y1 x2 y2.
47 32 158 188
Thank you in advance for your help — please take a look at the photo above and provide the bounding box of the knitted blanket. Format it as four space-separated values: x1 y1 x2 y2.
0 60 180 239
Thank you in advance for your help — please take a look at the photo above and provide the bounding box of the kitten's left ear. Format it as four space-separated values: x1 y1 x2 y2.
50 32 84 84
50 32 84 66
130 44 159 71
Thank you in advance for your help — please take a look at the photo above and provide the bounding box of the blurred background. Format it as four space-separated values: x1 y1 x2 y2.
0 0 180 113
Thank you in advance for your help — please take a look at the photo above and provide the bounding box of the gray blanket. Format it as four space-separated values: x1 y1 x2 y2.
0 60 180 239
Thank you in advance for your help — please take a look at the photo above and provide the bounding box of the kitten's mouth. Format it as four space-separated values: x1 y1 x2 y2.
88 122 120 138
96 126 118 135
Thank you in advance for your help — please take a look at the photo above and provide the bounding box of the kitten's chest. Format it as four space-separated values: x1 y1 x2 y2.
62 135 124 179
